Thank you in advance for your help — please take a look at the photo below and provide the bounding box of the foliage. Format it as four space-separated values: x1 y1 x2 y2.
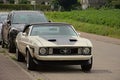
112 0 120 9
45 9 120 38
19 0 28 4
58 0 77 11
0 4 50 11
51 0 60 11
52 0 78 11
105 0 120 9
9 0 14 4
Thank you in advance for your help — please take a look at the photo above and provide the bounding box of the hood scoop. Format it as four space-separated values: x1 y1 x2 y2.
48 39 56 42
69 39 77 42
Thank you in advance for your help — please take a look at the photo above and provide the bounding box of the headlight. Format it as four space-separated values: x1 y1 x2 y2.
83 48 91 55
39 48 47 55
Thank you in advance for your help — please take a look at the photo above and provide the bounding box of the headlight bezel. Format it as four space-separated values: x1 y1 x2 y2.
82 47 91 55
39 47 53 55
39 48 47 55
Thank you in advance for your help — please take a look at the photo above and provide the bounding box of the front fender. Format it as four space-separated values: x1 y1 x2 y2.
26 45 34 58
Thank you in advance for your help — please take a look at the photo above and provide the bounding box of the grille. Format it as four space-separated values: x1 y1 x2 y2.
52 47 78 55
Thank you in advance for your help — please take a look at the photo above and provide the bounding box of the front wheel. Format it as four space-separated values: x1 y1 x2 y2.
26 50 36 70
8 39 16 53
81 58 93 72
1 40 5 48
0 41 1 45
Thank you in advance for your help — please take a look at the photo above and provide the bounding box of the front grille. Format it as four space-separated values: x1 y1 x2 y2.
51 47 78 55
38 47 91 56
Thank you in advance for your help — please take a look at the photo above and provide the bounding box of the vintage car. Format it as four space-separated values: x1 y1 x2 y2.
16 23 93 71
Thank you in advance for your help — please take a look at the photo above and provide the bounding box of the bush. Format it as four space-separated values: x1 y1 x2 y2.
52 0 78 11
0 4 50 11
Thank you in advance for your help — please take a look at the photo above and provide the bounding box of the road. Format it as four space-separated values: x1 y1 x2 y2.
1 32 120 80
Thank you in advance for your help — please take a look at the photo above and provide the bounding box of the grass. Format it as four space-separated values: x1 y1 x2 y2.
0 48 6 53
45 9 120 39
0 47 17 60
0 47 7 56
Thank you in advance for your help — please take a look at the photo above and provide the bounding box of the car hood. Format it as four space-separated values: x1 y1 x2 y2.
30 36 92 47
11 24 26 32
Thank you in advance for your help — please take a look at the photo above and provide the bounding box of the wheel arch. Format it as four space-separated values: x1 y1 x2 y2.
25 45 34 58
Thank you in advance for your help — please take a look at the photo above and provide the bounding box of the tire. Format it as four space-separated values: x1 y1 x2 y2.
8 41 16 53
26 50 36 70
81 58 93 72
16 48 25 62
1 40 5 48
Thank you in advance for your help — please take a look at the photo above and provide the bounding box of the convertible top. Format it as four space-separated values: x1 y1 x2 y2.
30 22 71 26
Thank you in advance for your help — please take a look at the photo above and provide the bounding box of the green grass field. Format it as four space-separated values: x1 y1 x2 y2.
45 9 120 39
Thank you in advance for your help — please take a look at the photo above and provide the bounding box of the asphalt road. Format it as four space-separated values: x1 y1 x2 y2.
1 32 120 80
15 32 120 80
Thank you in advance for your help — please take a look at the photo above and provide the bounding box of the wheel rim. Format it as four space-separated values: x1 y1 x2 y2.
16 48 18 59
16 48 18 60
26 51 29 68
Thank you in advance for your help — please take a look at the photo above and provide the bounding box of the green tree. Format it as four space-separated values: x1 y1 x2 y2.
51 0 60 11
19 0 28 4
52 0 78 11
9 0 14 3
58 0 77 11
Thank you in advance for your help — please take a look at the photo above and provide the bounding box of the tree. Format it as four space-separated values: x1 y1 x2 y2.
19 0 28 4
52 0 78 11
51 0 60 11
9 0 14 3
58 0 77 11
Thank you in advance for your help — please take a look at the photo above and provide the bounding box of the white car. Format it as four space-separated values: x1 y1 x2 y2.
16 23 93 71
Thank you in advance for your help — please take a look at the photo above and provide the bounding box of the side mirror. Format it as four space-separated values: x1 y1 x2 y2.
22 33 27 36
48 20 52 22
7 20 11 25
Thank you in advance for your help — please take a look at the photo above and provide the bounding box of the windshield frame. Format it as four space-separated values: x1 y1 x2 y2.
30 24 78 37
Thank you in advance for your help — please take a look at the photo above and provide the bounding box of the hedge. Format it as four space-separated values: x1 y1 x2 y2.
0 4 51 11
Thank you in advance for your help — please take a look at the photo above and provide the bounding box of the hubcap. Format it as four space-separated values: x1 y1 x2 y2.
16 49 18 59
26 52 29 68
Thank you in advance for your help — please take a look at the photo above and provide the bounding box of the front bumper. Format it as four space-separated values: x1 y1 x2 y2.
33 55 92 65
34 54 92 61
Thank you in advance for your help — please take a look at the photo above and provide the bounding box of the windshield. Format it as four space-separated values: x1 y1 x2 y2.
0 14 8 23
31 25 77 36
12 12 48 24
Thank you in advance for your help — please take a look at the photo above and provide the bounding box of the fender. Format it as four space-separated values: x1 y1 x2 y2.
26 45 34 58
